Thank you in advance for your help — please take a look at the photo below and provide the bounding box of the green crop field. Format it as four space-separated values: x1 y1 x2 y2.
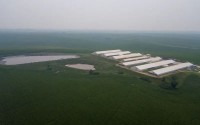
0 31 200 125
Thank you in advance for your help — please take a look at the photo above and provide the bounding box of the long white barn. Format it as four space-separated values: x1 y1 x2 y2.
112 53 142 60
122 57 162 66
133 60 175 71
123 56 149 62
94 49 121 55
150 62 193 76
103 51 131 57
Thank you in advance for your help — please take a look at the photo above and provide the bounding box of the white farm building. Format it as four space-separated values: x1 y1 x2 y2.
123 56 149 62
133 60 175 71
94 49 121 55
111 53 142 60
150 62 193 76
103 51 131 57
122 57 162 66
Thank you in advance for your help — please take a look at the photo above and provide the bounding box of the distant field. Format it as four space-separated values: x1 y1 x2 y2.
0 31 200 125
0 31 200 64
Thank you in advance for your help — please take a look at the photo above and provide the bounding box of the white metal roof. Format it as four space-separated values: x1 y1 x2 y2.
122 57 162 66
134 60 175 71
95 49 121 54
123 56 149 62
150 62 193 76
104 51 131 57
112 53 142 60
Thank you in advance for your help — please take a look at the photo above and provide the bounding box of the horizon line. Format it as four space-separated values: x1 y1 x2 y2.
0 28 200 34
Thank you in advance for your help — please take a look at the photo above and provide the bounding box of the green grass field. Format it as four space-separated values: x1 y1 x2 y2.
0 31 200 125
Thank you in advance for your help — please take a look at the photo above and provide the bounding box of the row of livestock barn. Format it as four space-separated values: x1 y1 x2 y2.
93 49 194 76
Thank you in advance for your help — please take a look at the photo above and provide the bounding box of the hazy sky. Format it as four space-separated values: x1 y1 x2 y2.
0 0 200 31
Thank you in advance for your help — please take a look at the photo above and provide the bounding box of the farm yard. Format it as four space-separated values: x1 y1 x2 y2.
93 49 199 77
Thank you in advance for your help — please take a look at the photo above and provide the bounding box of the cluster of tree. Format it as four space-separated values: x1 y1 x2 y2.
161 76 178 89
140 77 151 83
117 71 124 74
89 70 100 75
47 64 52 70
